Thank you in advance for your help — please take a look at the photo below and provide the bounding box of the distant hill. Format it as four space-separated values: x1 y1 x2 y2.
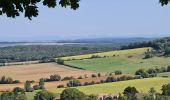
0 37 154 47
58 37 154 44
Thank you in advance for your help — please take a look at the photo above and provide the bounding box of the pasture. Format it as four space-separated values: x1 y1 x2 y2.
49 77 170 94
64 48 170 74
61 48 150 60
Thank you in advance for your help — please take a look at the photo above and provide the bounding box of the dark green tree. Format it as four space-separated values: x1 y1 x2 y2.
0 0 169 20
24 81 34 92
161 83 170 96
39 78 45 89
34 90 55 100
123 86 138 100
60 88 87 100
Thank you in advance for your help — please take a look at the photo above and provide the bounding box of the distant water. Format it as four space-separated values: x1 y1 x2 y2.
0 42 84 47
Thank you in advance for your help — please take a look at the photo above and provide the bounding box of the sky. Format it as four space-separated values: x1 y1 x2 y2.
1 0 170 41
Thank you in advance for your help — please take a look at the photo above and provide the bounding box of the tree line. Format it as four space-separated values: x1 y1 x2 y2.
0 44 118 63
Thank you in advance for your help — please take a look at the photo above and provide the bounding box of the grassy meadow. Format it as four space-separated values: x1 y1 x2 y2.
49 77 170 95
61 48 150 60
64 48 170 74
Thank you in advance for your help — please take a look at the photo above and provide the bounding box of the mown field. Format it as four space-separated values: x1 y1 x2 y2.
49 77 170 94
0 63 96 83
64 48 170 74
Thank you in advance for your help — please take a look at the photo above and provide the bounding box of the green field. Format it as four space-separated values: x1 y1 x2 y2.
61 48 150 60
158 72 170 77
49 78 170 95
64 48 170 74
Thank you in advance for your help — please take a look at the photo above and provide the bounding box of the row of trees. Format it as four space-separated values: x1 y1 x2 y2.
0 76 20 84
135 66 170 78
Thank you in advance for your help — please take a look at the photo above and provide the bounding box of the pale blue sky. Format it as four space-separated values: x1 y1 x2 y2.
1 0 170 41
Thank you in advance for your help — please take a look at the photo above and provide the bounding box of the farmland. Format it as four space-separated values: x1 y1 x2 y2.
61 48 151 60
49 77 170 94
0 63 96 83
64 48 170 74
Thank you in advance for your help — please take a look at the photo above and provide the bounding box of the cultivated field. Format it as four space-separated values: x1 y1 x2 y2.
49 77 170 94
0 63 96 83
61 48 151 60
64 48 170 74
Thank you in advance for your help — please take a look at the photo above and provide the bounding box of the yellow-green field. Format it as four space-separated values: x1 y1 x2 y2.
62 47 170 74
49 78 170 94
60 48 151 60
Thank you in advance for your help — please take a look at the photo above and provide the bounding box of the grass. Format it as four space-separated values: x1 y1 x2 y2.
49 77 170 95
158 72 170 77
61 48 150 60
64 48 170 74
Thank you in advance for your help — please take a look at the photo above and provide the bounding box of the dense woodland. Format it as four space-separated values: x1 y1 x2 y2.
0 44 119 63
122 37 170 56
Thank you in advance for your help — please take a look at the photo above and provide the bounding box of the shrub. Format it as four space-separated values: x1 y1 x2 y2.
67 79 81 87
13 87 25 93
115 70 122 75
78 76 83 79
161 83 170 96
57 85 64 88
147 69 157 74
33 85 40 90
62 76 74 81
98 73 101 77
57 58 64 65
45 74 61 82
167 66 170 72
91 74 97 78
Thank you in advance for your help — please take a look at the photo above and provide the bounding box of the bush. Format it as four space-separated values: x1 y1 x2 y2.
67 79 81 87
45 74 61 82
60 88 87 100
106 77 117 82
167 66 170 72
91 74 97 78
78 76 83 79
161 83 170 96
13 87 25 93
34 90 55 100
57 58 64 65
123 86 138 96
57 85 64 88
98 73 101 77
135 69 149 78
115 70 122 75
62 76 74 81
147 69 157 74
33 85 40 90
